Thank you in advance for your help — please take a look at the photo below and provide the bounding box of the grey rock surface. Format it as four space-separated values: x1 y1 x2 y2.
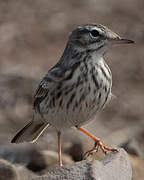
31 148 132 180
0 158 36 180
16 165 36 180
0 159 18 180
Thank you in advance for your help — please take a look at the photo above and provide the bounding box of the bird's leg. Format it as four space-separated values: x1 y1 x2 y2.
76 127 118 157
57 131 62 166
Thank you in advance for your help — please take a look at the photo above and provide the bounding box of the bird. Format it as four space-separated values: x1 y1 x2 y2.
11 24 134 166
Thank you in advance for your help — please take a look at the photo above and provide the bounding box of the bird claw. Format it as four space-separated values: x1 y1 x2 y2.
83 147 98 159
83 140 118 159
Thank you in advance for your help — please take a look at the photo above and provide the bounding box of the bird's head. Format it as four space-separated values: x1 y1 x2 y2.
69 24 134 55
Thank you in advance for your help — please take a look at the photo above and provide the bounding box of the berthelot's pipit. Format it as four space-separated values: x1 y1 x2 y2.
11 24 134 166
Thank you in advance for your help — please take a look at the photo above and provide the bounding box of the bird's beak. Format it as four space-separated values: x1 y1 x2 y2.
109 37 135 44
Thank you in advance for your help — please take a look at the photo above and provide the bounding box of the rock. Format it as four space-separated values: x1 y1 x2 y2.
41 150 73 170
64 142 83 162
0 144 47 172
25 149 47 172
120 139 140 157
0 159 18 180
16 165 36 180
134 130 144 158
31 148 132 180
120 130 144 159
129 154 144 180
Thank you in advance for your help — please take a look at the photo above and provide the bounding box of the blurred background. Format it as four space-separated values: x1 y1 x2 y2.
0 0 144 179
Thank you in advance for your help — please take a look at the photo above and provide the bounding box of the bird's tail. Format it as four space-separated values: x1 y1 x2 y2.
11 120 49 143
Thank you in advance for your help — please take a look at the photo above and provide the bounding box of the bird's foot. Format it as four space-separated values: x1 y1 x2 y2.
84 140 118 159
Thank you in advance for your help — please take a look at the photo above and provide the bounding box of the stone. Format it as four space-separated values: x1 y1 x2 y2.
0 144 47 172
31 148 132 180
0 159 18 180
129 154 144 180
16 165 36 180
42 150 73 167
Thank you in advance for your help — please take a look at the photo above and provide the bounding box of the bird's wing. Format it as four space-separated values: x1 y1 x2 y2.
33 60 81 113
33 81 49 112
33 66 67 112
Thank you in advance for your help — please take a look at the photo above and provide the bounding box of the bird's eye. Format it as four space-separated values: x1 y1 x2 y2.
90 30 100 38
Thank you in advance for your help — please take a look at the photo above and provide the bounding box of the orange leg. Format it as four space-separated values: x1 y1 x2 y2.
76 127 118 157
58 131 62 166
